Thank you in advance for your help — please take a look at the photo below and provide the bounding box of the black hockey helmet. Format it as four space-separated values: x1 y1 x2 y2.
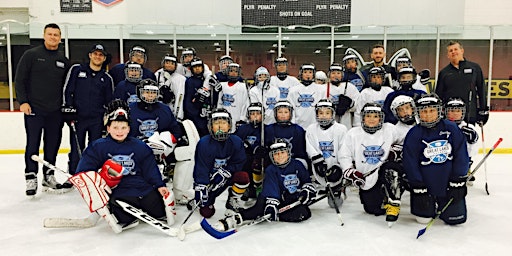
269 138 292 168
246 102 264 126
124 61 143 83
445 97 466 124
361 102 384 134
137 79 160 104
273 100 294 126
397 66 417 90
104 99 130 126
367 66 386 91
328 63 344 85
208 108 232 141
298 63 316 85
129 45 147 64
161 54 178 73
226 63 242 82
181 47 197 67
190 57 204 76
218 55 234 74
315 99 335 128
415 93 443 128
274 57 288 78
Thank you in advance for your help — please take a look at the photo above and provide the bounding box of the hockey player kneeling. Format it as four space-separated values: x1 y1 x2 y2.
339 103 400 224
403 94 469 225
214 139 316 232
73 99 176 233
192 108 248 218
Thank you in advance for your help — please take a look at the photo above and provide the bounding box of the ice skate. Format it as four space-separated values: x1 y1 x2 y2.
42 175 73 194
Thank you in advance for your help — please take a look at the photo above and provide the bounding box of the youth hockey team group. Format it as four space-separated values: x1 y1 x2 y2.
15 23 491 235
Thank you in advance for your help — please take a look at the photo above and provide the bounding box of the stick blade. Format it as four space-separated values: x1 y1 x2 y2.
200 218 236 239
416 228 426 239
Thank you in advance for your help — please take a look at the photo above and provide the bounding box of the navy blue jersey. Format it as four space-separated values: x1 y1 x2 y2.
63 63 114 118
193 135 246 185
343 71 367 92
265 124 308 163
183 76 210 136
402 119 469 197
113 80 139 104
109 63 156 86
235 123 265 152
128 102 183 140
76 135 164 198
383 89 426 124
260 159 312 201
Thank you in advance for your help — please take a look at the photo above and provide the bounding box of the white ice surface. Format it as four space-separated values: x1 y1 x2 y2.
1 153 511 256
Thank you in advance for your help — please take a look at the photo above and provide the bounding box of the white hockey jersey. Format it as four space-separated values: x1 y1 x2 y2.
249 84 280 124
154 68 187 121
287 82 326 129
270 75 301 99
393 121 415 145
217 81 249 130
339 123 399 190
354 86 394 126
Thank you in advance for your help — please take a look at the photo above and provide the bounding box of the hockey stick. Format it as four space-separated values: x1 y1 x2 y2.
324 178 344 226
70 121 82 158
201 194 328 239
480 124 490 195
116 200 180 236
416 137 503 239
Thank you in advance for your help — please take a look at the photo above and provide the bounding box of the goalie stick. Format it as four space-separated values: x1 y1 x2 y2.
116 200 201 238
201 194 328 239
416 137 503 239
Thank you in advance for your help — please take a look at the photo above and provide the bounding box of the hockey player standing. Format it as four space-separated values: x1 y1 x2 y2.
342 54 367 92
249 66 280 124
306 99 347 208
287 63 325 129
193 108 248 218
155 54 187 121
216 63 249 130
213 138 316 231
403 94 469 225
113 61 143 104
15 23 71 196
326 63 360 129
75 99 173 230
63 44 114 175
339 103 399 217
269 57 301 99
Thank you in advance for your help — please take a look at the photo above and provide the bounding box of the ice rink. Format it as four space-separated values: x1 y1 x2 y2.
1 153 511 256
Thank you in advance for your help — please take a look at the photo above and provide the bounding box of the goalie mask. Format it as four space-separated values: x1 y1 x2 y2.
269 138 292 168
368 66 386 91
208 108 232 141
398 67 417 91
247 102 264 127
137 79 160 104
416 93 443 128
445 97 466 125
274 100 294 126
361 103 384 134
227 63 242 82
299 63 316 86
328 63 344 85
391 95 416 125
124 61 143 83
104 99 130 126
274 57 288 79
315 99 335 128
161 54 178 74
219 55 234 74
129 45 147 64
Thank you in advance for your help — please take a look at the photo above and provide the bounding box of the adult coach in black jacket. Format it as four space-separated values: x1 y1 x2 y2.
435 40 489 125
15 23 72 196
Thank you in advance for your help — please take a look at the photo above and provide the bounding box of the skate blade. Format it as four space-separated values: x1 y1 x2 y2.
42 187 73 194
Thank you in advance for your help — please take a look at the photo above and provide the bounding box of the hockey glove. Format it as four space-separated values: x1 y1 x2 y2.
194 184 209 207
448 176 468 203
253 145 268 160
410 183 432 212
311 154 328 177
388 144 403 163
177 136 189 147
159 84 175 104
61 105 78 124
210 167 232 193
99 159 126 188
461 126 479 144
477 106 490 126
208 75 222 92
325 165 343 183
193 87 210 104
299 183 317 205
336 94 353 116
419 69 431 85
343 168 365 187
264 197 280 221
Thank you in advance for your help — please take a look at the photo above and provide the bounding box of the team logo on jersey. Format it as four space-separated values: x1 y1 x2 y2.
297 93 315 108
137 117 159 138
350 78 364 92
127 94 139 104
214 157 230 170
362 144 384 164
282 171 300 194
266 97 277 110
245 136 257 146
78 72 87 78
330 95 340 105
421 140 452 165
319 141 335 159
278 87 289 99
221 93 236 107
374 100 385 106
108 153 135 175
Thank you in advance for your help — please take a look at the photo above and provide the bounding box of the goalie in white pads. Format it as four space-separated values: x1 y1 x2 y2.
73 99 176 232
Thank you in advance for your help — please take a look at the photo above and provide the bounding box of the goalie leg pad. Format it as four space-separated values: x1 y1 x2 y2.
163 190 176 226
69 171 111 212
